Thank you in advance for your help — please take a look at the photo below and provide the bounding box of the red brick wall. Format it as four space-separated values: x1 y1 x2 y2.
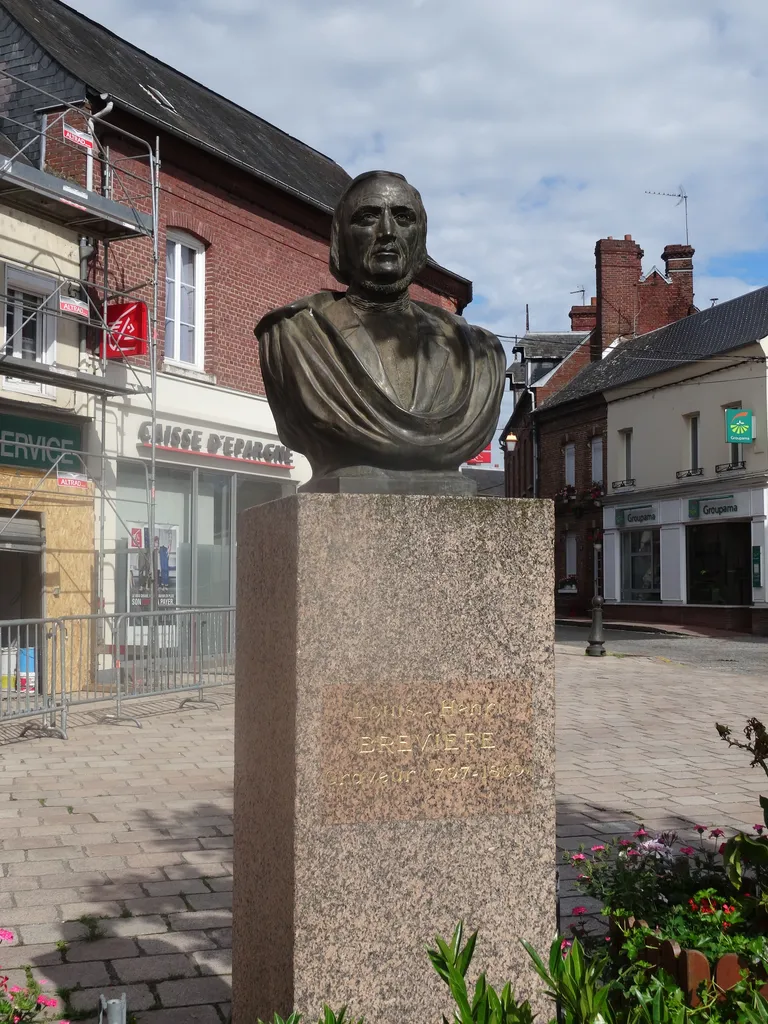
592 235 694 359
538 400 607 613
43 111 461 398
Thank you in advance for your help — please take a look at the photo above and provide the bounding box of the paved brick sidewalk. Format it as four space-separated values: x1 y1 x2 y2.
556 646 767 930
0 693 235 1024
0 649 765 1020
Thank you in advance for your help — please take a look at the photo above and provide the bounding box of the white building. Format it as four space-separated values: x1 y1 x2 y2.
600 287 768 633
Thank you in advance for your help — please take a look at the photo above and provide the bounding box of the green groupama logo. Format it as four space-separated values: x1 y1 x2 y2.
730 412 751 435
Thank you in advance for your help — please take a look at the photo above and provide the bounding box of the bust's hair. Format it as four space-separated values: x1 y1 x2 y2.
329 170 428 285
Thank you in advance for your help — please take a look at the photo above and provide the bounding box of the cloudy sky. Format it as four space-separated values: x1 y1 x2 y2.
64 0 768 343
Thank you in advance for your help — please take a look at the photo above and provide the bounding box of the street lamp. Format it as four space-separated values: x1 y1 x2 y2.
504 432 518 454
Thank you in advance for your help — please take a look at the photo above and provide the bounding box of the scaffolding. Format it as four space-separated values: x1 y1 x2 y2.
0 68 162 614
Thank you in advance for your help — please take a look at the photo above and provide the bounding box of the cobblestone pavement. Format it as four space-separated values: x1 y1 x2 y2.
556 643 767 932
556 622 768 675
0 648 766 1019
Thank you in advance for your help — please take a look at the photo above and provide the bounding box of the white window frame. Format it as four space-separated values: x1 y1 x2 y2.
564 443 576 487
2 265 57 398
164 230 205 370
591 435 603 486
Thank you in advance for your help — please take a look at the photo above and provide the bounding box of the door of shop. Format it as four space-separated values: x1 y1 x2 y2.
687 521 751 605
0 512 43 620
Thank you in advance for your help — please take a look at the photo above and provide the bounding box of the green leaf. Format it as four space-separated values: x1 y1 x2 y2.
761 794 768 830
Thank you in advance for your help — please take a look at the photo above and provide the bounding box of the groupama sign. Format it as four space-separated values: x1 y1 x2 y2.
725 409 755 444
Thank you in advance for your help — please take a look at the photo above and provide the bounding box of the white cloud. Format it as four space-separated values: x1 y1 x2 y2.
66 0 768 335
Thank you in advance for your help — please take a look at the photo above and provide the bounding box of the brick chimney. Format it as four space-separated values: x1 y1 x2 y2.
662 243 695 313
592 234 644 361
569 296 597 332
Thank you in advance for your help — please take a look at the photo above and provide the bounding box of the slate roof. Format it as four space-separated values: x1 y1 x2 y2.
1 0 351 211
506 331 588 386
0 131 30 165
536 285 768 413
514 331 589 362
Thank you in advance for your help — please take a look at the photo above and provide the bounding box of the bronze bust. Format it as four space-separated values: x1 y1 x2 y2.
256 171 505 494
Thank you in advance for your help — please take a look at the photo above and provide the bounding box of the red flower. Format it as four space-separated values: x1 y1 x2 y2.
571 853 587 862
719 842 726 854
694 825 707 834
723 922 731 930
619 839 634 847
710 828 725 838
680 846 695 856
754 824 765 834
627 850 641 857
689 899 699 911
572 906 587 916
633 828 648 838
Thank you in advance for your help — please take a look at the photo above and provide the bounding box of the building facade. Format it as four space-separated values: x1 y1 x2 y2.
505 234 697 616
602 328 768 633
0 0 471 621
0 201 94 621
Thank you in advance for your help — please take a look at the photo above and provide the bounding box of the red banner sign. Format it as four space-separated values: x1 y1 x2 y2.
63 124 94 151
102 301 149 359
466 445 492 465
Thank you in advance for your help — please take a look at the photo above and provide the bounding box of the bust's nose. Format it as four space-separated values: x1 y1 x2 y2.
377 207 396 237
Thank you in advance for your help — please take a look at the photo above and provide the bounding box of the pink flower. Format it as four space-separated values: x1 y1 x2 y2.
0 929 14 942
571 853 586 862
560 938 571 950
37 995 58 1007
633 828 648 838
572 906 587 916
619 839 634 847
590 845 606 852
9 986 21 994
627 849 641 857
694 825 707 834
754 824 765 834
710 828 725 838
680 846 695 856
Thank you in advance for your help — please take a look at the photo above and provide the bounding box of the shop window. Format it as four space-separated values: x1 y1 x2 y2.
115 462 192 612
197 471 231 607
3 266 56 397
621 528 660 602
165 231 205 369
564 443 575 487
687 522 751 605
236 476 285 518
591 436 603 486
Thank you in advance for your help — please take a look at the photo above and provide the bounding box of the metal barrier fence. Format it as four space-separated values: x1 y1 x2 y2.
0 617 64 738
0 607 235 738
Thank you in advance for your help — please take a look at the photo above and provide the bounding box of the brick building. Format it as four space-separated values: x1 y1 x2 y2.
0 0 470 615
504 235 696 614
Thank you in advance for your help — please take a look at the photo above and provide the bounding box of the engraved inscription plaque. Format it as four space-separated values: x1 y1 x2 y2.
321 681 533 824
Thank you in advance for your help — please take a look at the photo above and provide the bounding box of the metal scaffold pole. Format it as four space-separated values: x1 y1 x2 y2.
149 136 160 613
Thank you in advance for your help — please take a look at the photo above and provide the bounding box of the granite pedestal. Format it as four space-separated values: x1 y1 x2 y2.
233 494 555 1024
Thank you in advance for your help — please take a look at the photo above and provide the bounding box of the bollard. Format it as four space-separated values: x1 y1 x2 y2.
585 595 606 656
99 993 126 1024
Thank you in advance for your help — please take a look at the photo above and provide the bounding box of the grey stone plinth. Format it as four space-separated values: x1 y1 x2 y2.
233 494 555 1024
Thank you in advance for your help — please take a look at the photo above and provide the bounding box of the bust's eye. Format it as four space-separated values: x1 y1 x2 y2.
352 211 379 226
395 213 415 225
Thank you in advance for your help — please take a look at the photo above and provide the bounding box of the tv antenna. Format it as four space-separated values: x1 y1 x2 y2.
570 286 586 305
710 298 718 307
645 185 689 245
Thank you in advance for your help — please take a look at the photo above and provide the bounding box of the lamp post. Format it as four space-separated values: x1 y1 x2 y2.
505 432 518 454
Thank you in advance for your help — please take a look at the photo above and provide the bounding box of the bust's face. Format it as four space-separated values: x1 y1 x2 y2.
341 177 424 294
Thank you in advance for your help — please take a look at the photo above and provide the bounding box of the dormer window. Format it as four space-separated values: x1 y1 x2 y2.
140 84 177 113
